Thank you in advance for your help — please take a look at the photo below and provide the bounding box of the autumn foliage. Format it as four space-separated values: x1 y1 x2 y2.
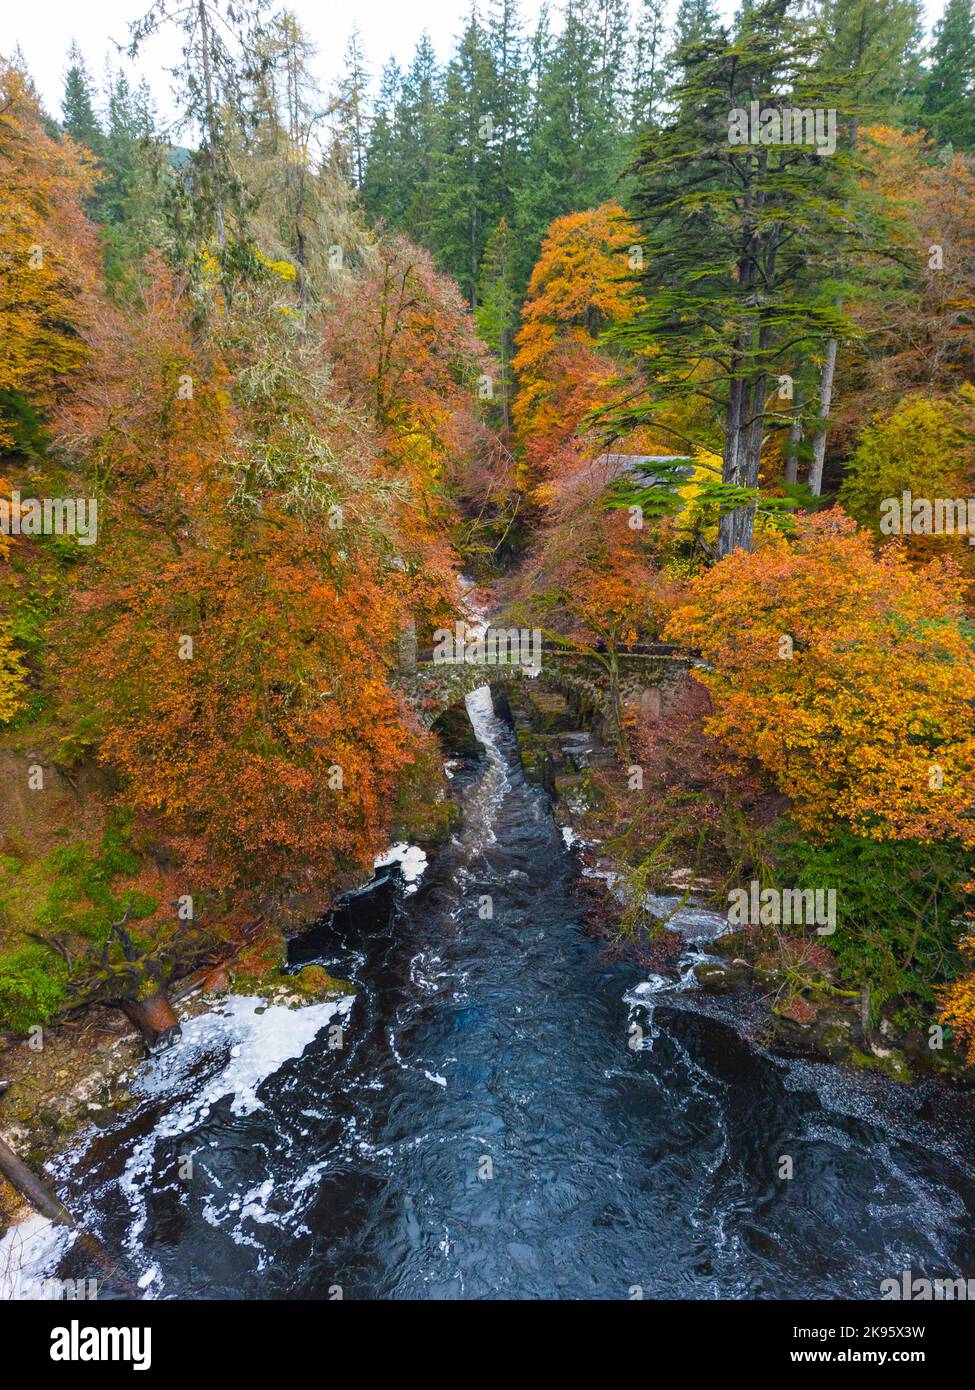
0 64 101 447
666 511 975 848
512 201 640 477
51 252 460 916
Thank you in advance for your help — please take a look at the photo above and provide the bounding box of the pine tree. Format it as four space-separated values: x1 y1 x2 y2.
361 60 405 225
667 0 724 75
515 0 624 278
818 0 924 141
397 32 443 247
128 0 272 247
61 42 104 156
630 0 667 133
334 27 369 189
431 11 497 301
603 0 864 554
475 215 519 427
921 0 975 149
485 0 529 214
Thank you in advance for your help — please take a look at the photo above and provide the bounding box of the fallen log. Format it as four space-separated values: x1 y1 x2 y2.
0 1134 140 1296
0 1134 75 1226
119 986 182 1055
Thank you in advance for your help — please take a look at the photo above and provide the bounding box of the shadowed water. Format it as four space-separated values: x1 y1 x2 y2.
21 686 975 1300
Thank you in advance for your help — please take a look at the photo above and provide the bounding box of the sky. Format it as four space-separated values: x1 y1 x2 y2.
2 0 949 132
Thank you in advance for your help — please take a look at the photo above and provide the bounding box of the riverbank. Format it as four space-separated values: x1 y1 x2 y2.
6 681 972 1301
498 675 975 1092
0 725 456 1228
0 955 355 1237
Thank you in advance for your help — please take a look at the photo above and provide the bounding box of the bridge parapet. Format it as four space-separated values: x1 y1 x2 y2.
399 642 693 731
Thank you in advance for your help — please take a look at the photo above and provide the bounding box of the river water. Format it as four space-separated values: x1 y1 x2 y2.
6 686 975 1300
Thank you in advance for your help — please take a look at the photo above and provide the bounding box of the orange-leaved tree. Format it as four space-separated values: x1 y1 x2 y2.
666 510 975 847
512 201 643 478
323 233 490 629
54 256 426 917
0 61 101 447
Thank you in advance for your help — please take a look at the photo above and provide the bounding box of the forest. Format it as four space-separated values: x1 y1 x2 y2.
1 0 975 1149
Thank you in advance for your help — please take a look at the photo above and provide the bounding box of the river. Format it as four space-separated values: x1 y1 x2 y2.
5 685 975 1300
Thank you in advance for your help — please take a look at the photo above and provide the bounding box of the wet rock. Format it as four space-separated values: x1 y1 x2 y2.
770 1000 863 1063
202 967 231 997
430 704 482 759
515 729 560 785
693 960 753 993
711 928 755 958
553 772 601 812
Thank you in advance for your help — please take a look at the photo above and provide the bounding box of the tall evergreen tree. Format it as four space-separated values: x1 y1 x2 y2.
397 32 443 247
668 0 724 73
516 0 625 276
61 42 104 156
921 0 975 148
129 0 272 247
361 60 406 224
630 0 667 133
602 0 865 554
475 215 519 426
431 10 497 300
818 0 924 141
334 27 369 189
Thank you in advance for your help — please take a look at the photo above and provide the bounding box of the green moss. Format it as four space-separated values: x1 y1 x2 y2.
33 818 157 945
553 771 601 812
848 1048 913 1083
0 815 158 1033
291 965 354 999
515 730 554 780
230 962 353 1003
0 943 68 1034
390 741 460 846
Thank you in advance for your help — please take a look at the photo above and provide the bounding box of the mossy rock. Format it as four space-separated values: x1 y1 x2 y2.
553 772 602 813
754 961 786 989
693 960 752 993
712 929 755 959
515 730 557 781
849 1047 913 1084
391 742 461 846
524 692 576 734
291 965 354 1001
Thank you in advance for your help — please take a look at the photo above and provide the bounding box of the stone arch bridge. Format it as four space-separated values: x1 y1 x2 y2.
398 628 693 739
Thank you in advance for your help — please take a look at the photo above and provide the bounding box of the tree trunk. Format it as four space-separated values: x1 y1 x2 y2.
784 382 803 486
0 1135 76 1225
120 987 181 1055
809 303 841 495
198 0 226 249
718 357 747 557
808 337 838 495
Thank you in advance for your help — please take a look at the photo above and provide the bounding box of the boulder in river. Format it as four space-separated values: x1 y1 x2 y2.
694 959 753 993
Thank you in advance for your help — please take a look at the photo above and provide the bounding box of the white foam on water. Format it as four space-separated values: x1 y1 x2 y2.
374 841 428 894
3 992 354 1295
135 993 353 1124
0 1213 77 1300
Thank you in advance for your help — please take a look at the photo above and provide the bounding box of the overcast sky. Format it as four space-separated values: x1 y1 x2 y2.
3 0 949 131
